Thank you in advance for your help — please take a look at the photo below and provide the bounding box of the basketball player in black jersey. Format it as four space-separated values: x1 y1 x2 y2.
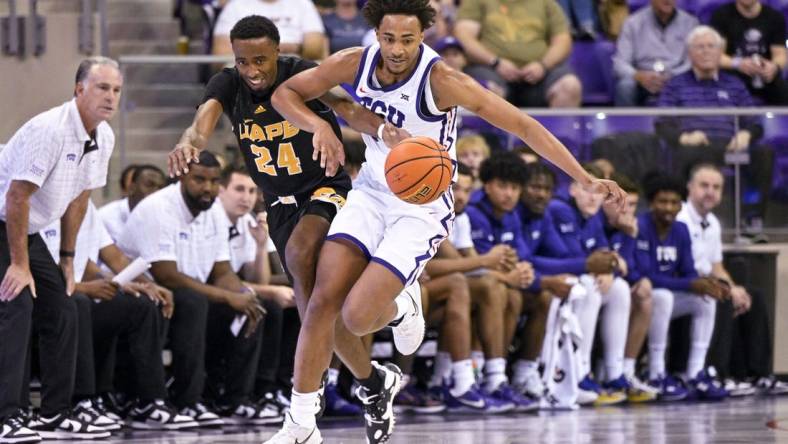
167 14 407 422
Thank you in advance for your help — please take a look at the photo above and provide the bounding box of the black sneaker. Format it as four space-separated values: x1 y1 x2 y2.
220 403 283 426
355 361 402 444
0 413 40 444
316 370 328 419
73 399 121 432
128 400 198 430
178 403 224 427
28 412 110 440
256 392 289 416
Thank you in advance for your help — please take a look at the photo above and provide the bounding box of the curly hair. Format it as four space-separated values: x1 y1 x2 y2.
362 0 436 30
230 15 280 44
642 171 686 203
479 151 528 185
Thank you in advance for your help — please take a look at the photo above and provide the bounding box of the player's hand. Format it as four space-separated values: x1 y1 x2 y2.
381 122 412 149
586 250 619 275
521 62 546 84
483 244 517 271
730 285 751 317
60 258 76 296
612 211 638 238
613 252 628 277
495 58 522 82
0 263 36 301
248 212 269 247
81 279 119 301
168 143 201 178
148 283 174 319
586 179 627 211
267 285 296 308
540 274 576 299
726 130 751 151
595 273 614 294
679 130 710 147
313 121 345 177
227 291 266 337
121 281 144 297
690 277 729 300
516 261 535 289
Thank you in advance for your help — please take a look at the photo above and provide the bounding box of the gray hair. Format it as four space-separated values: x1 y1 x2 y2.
74 56 120 84
686 25 724 48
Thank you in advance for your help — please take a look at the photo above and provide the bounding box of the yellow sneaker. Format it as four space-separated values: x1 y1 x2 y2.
593 390 627 406
626 375 658 403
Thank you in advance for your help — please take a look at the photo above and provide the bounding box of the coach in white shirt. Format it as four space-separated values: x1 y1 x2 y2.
678 163 786 395
118 151 266 425
0 57 120 441
99 164 165 242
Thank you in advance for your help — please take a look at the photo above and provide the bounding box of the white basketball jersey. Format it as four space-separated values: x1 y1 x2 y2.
352 42 458 194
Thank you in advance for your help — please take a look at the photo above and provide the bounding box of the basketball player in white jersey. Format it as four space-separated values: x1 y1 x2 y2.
266 1 627 442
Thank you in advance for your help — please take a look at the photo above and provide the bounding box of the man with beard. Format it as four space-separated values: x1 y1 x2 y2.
635 172 729 400
118 151 266 426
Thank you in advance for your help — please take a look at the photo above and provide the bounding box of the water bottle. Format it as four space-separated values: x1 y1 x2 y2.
752 54 764 89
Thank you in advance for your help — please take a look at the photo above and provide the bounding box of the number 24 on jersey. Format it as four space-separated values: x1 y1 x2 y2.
250 143 302 176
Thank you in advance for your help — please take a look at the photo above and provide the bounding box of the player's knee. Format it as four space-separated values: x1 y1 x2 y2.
507 289 523 314
536 290 552 313
284 236 319 280
448 273 470 304
340 305 372 337
651 289 673 316
697 297 717 319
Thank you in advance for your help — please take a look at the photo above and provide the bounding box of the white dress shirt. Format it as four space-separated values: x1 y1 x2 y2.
676 201 723 277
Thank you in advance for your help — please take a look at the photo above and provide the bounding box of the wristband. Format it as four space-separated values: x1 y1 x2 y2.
59 250 75 258
377 123 385 140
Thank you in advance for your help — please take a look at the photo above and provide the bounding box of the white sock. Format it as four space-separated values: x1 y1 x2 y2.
648 289 674 380
483 358 508 392
429 351 452 387
290 390 320 427
600 279 630 382
512 359 539 386
573 283 602 377
450 360 475 396
623 358 636 378
327 368 340 386
686 344 709 380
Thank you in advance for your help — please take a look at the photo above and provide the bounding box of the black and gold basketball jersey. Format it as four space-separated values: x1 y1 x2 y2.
202 56 348 197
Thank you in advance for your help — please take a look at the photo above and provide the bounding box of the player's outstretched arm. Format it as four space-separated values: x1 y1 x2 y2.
430 63 627 209
272 48 362 176
168 99 223 177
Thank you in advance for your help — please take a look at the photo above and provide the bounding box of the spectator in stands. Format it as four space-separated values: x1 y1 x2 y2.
679 164 788 397
99 165 166 242
454 0 582 107
636 172 730 401
213 0 326 61
456 134 490 188
657 25 773 223
118 151 266 427
613 0 698 106
557 0 600 40
322 0 370 54
434 36 506 97
711 0 788 104
0 57 121 442
591 158 615 178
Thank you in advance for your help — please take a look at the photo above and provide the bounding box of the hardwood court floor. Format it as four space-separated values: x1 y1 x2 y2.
51 396 788 443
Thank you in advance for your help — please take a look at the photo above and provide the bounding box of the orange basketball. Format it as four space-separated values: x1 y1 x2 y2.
384 136 452 205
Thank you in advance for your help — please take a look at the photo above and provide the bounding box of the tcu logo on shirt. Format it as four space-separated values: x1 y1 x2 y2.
66 153 77 162
501 232 514 242
657 246 678 262
178 232 189 240
559 223 574 234
358 97 405 128
44 229 57 238
585 238 596 250
531 230 541 240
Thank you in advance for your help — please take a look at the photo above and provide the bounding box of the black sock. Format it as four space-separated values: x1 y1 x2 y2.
358 367 384 394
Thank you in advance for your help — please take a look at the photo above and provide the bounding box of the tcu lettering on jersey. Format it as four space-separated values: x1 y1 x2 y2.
656 246 678 262
359 97 405 128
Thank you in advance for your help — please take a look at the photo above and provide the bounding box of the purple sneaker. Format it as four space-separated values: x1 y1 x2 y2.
489 384 538 412
323 382 362 417
648 374 689 402
687 368 728 401
443 384 514 414
393 384 445 413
